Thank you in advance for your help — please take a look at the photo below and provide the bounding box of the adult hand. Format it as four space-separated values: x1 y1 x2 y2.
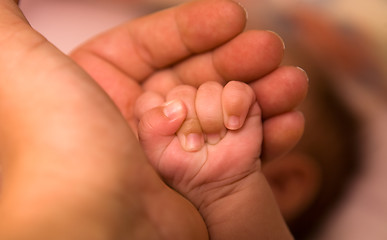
71 0 308 162
0 0 307 239
0 0 207 239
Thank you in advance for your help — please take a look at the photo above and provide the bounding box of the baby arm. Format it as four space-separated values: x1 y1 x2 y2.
136 81 293 240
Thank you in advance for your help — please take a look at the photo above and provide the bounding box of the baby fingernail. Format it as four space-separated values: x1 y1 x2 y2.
163 100 184 120
206 133 221 145
184 133 204 152
227 115 241 130
206 128 226 145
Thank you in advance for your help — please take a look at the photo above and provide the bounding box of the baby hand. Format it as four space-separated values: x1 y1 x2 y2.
136 81 262 209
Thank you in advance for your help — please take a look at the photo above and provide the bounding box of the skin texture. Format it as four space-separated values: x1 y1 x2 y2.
137 81 293 239
70 0 308 162
0 0 307 239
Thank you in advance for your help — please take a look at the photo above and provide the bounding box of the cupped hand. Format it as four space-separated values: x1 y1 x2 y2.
70 0 308 163
0 0 307 239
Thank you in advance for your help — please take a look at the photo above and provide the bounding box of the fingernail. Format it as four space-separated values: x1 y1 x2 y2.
266 30 286 50
227 116 241 130
184 133 204 152
163 100 184 120
296 66 309 82
206 133 221 145
236 1 248 20
206 128 227 145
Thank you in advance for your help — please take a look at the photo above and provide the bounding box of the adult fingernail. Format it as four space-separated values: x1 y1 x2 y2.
236 1 248 20
266 30 286 50
296 66 309 83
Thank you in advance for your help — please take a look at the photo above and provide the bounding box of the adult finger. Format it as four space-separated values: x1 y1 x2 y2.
171 30 285 87
262 111 305 162
253 66 308 161
251 66 309 119
71 0 247 82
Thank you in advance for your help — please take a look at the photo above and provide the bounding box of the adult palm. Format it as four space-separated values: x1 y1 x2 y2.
0 0 307 239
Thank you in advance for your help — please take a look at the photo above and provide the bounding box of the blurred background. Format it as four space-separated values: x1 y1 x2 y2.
20 0 387 239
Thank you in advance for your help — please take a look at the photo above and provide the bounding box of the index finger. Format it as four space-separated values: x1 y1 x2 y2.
71 0 247 81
